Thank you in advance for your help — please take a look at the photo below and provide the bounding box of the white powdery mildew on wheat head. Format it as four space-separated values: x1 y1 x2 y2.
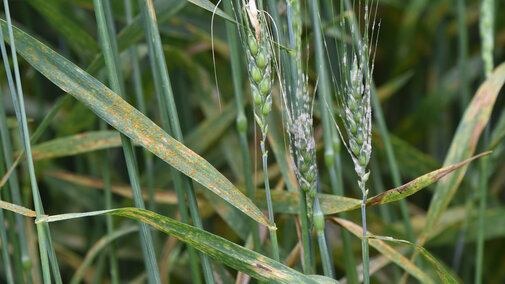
333 0 380 193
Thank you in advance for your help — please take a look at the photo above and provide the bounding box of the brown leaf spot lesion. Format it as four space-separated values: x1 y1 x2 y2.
253 263 272 273
365 180 413 207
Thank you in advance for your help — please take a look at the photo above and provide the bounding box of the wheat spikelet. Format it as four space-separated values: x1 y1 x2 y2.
244 0 273 137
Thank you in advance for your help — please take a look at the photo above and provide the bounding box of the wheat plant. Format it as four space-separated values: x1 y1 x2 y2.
237 0 280 261
0 0 502 283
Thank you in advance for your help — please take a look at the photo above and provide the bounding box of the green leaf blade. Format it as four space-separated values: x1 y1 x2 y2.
0 19 271 229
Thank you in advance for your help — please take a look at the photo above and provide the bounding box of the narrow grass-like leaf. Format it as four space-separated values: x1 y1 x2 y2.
223 0 260 251
187 0 236 23
93 1 160 280
0 3 59 281
0 19 271 228
0 200 36 217
87 0 186 75
6 116 31 128
330 217 436 284
4 107 233 186
33 208 323 283
27 0 99 59
376 71 414 102
47 171 183 206
255 152 489 215
70 226 138 284
267 113 299 193
365 151 491 207
419 62 505 245
367 237 458 284
185 102 236 154
428 207 505 246
28 131 120 161
51 148 488 218
139 0 215 281
372 129 439 179
256 191 361 215
0 83 32 281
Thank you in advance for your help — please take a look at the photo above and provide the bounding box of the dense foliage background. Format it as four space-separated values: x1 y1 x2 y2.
0 0 504 283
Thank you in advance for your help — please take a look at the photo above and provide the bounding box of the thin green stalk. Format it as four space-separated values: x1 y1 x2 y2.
260 138 280 261
0 95 71 193
1 1 62 282
369 154 401 281
457 0 470 111
124 0 156 213
286 0 333 276
2 198 24 284
100 120 119 284
480 0 494 78
330 144 359 282
308 0 339 277
223 0 261 252
360 187 370 284
298 189 311 273
265 0 309 268
0 162 14 284
122 0 158 257
476 0 494 281
140 11 202 284
92 1 161 283
370 87 414 242
0 88 31 284
475 136 488 284
43 223 62 284
313 196 333 277
138 0 213 282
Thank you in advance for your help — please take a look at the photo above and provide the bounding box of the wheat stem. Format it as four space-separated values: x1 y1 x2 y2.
138 0 213 282
0 147 14 283
480 0 494 78
476 1 494 282
1 1 63 282
92 1 161 282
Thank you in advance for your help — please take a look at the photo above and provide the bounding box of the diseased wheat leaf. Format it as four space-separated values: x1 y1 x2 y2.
0 200 36 217
420 62 505 244
365 151 491 207
255 152 489 215
30 207 325 283
49 150 489 220
46 171 182 205
331 217 455 284
0 19 271 229
28 131 120 161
